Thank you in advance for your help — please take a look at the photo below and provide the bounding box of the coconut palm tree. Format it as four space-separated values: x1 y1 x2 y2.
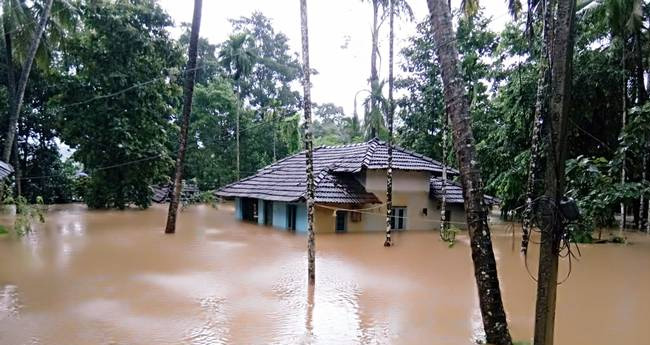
1 0 55 163
361 0 387 137
164 0 203 234
219 33 255 180
299 0 316 285
426 0 513 343
384 0 412 246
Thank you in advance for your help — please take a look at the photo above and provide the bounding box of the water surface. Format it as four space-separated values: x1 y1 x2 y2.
0 204 648 344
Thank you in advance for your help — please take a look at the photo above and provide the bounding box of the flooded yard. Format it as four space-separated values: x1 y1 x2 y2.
0 204 648 345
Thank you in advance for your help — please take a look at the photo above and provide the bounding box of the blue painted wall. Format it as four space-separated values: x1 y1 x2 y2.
234 197 242 220
233 198 306 232
257 199 265 225
295 203 307 233
272 202 286 229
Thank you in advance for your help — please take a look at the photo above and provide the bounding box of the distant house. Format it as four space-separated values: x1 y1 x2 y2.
0 161 13 180
150 181 200 203
216 138 498 233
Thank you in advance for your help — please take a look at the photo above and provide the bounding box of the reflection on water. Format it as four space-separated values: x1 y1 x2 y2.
0 284 20 319
0 203 648 345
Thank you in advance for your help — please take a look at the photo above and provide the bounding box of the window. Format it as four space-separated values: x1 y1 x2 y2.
287 204 297 231
335 211 347 232
390 207 407 230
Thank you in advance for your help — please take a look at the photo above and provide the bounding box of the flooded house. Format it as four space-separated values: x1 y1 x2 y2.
0 161 13 180
216 138 498 233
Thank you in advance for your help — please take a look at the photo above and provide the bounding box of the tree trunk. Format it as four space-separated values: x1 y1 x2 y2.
634 32 647 231
3 14 17 151
619 39 627 236
236 89 241 180
164 0 202 234
369 0 380 136
12 137 21 197
633 32 647 105
426 1 512 344
440 112 449 235
522 0 553 254
533 1 577 345
642 152 648 231
300 0 316 285
2 0 54 163
384 0 394 247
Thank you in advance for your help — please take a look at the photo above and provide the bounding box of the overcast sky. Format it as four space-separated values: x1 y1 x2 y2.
159 0 510 115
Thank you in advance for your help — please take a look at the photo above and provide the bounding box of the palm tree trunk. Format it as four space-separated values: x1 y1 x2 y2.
2 0 54 163
236 84 241 180
369 0 380 136
384 0 395 247
641 152 647 231
440 113 449 235
300 0 316 285
533 1 577 344
164 0 202 234
619 41 627 236
634 32 647 231
523 0 554 254
2 14 17 145
12 137 21 197
426 1 512 344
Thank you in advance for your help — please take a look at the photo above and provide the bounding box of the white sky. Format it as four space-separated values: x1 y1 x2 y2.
159 0 510 115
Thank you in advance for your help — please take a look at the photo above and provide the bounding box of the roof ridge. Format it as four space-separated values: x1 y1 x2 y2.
319 141 367 149
361 139 378 168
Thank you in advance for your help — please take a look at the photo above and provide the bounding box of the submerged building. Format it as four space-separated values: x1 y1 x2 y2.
216 138 497 233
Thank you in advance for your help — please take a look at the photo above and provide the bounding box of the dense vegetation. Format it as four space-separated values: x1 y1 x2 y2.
0 0 648 240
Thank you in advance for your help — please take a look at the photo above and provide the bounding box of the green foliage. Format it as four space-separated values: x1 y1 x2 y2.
12 195 46 237
184 80 239 190
312 103 363 146
53 0 182 209
565 156 620 240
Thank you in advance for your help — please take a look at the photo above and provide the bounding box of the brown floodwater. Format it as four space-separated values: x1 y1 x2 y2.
0 203 648 345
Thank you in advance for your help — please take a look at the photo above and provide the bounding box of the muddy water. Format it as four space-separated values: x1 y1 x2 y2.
0 204 648 345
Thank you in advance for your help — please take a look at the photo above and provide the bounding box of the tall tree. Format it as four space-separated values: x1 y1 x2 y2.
1 0 54 163
364 0 386 139
299 0 316 285
384 0 411 246
426 0 512 344
165 0 202 234
57 0 182 209
219 33 255 180
384 0 395 247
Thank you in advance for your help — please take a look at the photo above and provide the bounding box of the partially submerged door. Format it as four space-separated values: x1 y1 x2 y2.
241 198 258 222
287 204 297 231
335 211 347 233
263 200 273 226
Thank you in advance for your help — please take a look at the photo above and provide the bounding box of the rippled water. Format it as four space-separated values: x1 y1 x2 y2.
0 203 648 345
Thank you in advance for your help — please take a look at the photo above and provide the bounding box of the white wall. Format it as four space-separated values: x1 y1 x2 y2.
360 170 468 231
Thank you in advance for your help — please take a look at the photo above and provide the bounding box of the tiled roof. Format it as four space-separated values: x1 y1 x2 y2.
0 161 13 180
430 177 500 205
217 138 456 203
151 181 200 203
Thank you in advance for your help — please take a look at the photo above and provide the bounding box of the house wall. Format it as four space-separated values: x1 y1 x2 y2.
235 171 469 233
272 202 286 229
234 197 242 220
313 204 368 233
267 201 307 233
361 169 467 231
257 199 265 225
